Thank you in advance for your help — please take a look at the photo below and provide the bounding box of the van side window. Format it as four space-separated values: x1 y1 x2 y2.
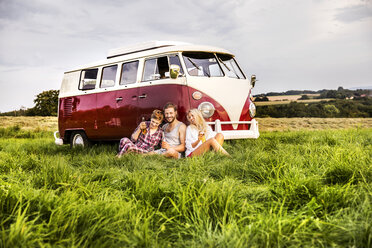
142 56 169 81
100 65 117 88
79 68 98 90
169 55 184 76
120 61 139 85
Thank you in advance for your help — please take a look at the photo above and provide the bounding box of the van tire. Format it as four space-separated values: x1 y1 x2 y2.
70 131 91 148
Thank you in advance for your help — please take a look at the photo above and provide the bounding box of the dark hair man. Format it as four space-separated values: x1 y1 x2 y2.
152 102 186 158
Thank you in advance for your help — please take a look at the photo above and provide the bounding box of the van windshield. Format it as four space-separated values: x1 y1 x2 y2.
216 53 246 79
182 52 223 77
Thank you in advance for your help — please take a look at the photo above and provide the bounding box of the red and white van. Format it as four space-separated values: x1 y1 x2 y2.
54 41 259 146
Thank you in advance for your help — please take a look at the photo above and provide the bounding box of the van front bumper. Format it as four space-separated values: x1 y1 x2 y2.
207 119 259 140
54 131 64 145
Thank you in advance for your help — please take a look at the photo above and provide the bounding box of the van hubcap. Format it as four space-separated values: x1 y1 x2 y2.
73 134 84 146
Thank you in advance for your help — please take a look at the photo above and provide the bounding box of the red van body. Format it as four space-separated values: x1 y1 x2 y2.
54 41 259 146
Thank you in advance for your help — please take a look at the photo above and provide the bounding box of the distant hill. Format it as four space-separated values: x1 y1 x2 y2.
349 86 372 90
254 87 371 99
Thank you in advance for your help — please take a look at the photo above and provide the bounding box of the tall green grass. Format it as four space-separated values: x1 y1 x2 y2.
0 126 371 247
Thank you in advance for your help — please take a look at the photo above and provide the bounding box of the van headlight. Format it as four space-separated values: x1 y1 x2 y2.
198 102 215 118
249 102 256 117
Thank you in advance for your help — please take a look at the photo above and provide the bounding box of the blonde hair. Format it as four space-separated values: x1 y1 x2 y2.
187 109 207 133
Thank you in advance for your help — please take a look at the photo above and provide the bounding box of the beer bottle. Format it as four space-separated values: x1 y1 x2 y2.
141 117 147 135
201 132 206 143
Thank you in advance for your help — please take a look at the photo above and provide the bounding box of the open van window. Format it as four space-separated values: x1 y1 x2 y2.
216 54 246 79
142 54 183 81
79 68 98 90
182 52 224 77
120 60 139 85
168 54 184 76
100 65 117 88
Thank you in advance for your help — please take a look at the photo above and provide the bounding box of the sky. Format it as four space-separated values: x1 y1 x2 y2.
0 0 371 112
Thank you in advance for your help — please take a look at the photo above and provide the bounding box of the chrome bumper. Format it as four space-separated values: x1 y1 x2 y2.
206 119 259 140
54 131 64 145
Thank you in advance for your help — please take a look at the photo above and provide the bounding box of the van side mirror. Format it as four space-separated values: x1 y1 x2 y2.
251 75 257 88
170 64 180 79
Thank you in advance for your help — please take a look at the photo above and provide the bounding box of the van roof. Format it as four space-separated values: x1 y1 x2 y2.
107 41 191 59
65 41 233 73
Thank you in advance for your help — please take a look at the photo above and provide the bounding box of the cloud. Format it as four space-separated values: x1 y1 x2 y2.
335 2 372 23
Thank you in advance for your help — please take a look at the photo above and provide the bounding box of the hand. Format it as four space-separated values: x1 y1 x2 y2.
140 121 147 130
162 141 170 149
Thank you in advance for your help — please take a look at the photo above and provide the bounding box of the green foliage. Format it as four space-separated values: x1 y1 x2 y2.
298 94 310 100
30 90 59 116
0 128 371 247
254 95 269 102
258 87 371 99
257 98 372 117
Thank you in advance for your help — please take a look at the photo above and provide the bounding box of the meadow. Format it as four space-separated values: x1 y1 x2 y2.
0 118 371 247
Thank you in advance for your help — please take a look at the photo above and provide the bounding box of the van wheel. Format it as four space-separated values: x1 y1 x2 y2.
70 131 90 148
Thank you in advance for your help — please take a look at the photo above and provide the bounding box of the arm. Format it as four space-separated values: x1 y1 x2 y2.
161 124 171 149
173 123 186 152
131 127 142 141
131 121 147 141
185 126 201 150
191 139 201 148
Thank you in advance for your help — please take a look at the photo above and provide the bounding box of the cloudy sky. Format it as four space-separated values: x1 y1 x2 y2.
0 0 371 112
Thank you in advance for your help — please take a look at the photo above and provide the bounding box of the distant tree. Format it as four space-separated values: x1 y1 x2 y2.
255 95 269 102
31 90 59 116
299 94 310 100
324 104 340 117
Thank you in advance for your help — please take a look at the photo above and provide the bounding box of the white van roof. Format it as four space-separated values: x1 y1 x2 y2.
65 41 233 73
107 41 191 59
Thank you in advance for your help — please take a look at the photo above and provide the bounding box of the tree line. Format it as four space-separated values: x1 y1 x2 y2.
255 87 370 99
0 90 59 116
256 98 372 118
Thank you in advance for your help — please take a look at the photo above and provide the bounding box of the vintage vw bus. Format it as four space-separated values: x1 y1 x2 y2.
54 41 259 146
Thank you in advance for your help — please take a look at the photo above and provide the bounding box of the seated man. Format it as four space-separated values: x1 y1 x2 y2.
152 102 186 158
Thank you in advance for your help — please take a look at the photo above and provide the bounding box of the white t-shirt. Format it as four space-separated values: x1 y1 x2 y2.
185 125 216 156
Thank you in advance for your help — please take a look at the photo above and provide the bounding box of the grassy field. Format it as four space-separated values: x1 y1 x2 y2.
254 98 333 106
0 118 371 247
253 94 334 106
2 116 372 132
0 116 57 131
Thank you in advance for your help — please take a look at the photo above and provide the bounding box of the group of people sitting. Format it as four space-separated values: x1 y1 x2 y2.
117 102 229 158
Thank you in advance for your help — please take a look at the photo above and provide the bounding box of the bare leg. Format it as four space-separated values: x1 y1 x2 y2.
214 133 224 146
210 138 229 155
189 138 229 157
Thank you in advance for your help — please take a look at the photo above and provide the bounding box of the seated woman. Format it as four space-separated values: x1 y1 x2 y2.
185 109 229 157
117 109 164 158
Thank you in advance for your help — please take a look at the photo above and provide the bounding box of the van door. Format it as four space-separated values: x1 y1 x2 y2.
96 65 120 139
137 54 189 122
77 68 99 139
115 60 140 138
96 61 140 140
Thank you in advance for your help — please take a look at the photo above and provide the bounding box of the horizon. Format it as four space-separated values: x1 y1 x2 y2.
1 85 371 113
